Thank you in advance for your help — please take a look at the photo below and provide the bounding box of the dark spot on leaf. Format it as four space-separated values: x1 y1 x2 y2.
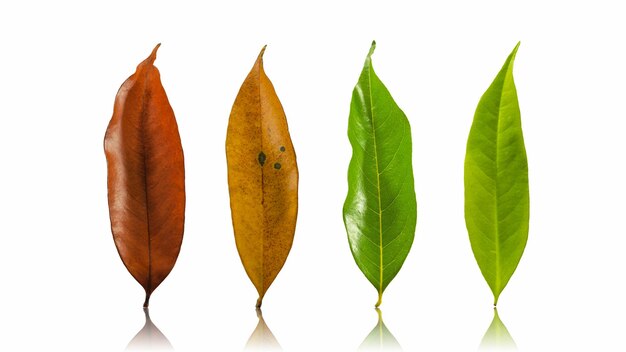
280 146 286 152
274 163 281 170
258 152 266 166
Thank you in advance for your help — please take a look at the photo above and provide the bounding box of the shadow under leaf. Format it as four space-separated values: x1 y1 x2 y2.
358 308 402 351
479 308 517 351
245 308 282 351
126 308 174 351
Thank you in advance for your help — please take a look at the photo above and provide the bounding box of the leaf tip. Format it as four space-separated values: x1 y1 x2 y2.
368 40 377 57
258 45 267 60
509 41 521 61
147 43 161 64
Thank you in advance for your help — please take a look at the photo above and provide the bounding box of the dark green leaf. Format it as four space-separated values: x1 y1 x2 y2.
343 41 417 307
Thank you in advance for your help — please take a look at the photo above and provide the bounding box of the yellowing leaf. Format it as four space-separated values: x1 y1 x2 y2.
226 46 298 308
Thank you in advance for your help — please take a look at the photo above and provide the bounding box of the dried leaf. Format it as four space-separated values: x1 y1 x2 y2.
104 44 185 308
226 46 298 308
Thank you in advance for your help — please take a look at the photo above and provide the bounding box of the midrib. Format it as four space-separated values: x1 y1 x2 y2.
494 69 513 295
367 65 384 298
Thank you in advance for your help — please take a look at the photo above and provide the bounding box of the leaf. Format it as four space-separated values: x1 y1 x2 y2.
464 42 529 305
104 44 185 308
358 309 402 351
245 308 283 351
479 308 517 351
226 46 298 308
343 41 417 307
126 308 174 351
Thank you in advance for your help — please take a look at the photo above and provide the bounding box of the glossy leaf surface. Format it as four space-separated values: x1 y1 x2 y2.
464 43 528 305
226 46 298 308
104 45 185 307
343 41 417 307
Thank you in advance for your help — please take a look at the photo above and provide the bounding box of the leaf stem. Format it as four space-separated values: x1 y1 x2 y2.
143 293 151 308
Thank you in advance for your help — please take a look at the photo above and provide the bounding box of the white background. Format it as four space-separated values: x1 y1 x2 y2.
1 0 625 351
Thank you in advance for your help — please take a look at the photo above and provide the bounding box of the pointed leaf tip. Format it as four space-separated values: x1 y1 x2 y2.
368 40 376 57
257 45 267 60
508 42 521 63
147 43 161 64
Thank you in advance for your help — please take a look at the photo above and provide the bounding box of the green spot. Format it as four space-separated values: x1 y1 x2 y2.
258 152 266 166
280 146 286 152
274 163 281 170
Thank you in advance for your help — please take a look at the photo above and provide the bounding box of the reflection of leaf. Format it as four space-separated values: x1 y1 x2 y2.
104 44 186 308
464 42 529 305
245 308 282 351
226 46 298 308
359 309 402 351
343 41 417 307
126 308 174 351
479 308 517 351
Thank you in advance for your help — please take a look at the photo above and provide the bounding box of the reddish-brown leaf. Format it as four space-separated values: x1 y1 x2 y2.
104 44 185 307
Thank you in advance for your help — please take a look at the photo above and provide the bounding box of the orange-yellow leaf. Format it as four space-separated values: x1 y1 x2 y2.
226 46 298 308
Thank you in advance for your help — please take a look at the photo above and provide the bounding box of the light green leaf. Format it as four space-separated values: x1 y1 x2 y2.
464 42 529 305
343 41 417 307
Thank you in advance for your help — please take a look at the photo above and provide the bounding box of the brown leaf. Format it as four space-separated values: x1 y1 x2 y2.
226 46 298 308
104 44 185 308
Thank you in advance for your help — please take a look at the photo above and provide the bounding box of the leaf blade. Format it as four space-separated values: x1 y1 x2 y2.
226 46 298 307
104 44 186 307
464 42 529 305
343 41 417 307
